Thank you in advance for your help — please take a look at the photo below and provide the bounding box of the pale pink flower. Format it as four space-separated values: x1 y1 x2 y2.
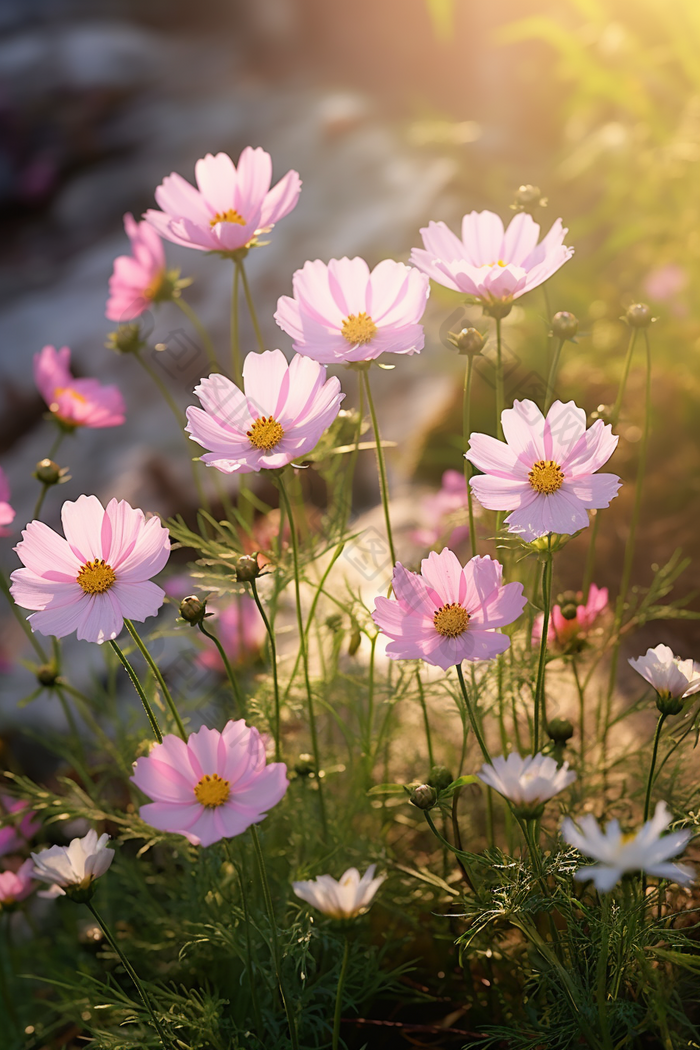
532 583 608 646
10 494 170 644
185 349 344 474
629 644 700 701
467 399 621 541
411 211 573 310
274 257 429 363
0 467 15 537
145 148 301 254
412 469 470 549
0 798 41 858
0 859 35 907
293 865 385 919
197 597 266 672
131 720 288 848
372 549 525 671
32 829 114 898
643 263 688 303
34 346 125 429
478 753 576 816
106 213 166 322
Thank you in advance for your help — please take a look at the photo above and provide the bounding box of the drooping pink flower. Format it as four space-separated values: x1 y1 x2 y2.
532 583 608 646
274 257 429 363
372 549 525 671
185 349 344 474
131 720 288 848
412 469 471 549
467 400 621 542
0 798 41 858
629 645 700 702
411 211 573 310
10 494 170 644
0 859 35 907
145 148 301 254
106 213 166 322
197 597 266 672
0 467 15 537
34 346 125 429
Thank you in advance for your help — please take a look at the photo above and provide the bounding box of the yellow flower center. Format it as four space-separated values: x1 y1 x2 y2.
486 259 508 267
194 773 230 807
433 602 470 638
210 209 246 226
247 416 285 451
341 312 378 345
528 459 565 495
76 559 117 595
52 386 87 408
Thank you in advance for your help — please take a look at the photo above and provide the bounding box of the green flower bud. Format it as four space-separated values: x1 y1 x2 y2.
348 628 362 656
409 784 438 811
556 591 579 621
625 303 653 329
547 718 574 744
37 663 59 687
427 765 454 793
33 459 63 486
551 311 578 340
236 554 263 583
179 595 207 625
105 323 145 355
447 327 485 356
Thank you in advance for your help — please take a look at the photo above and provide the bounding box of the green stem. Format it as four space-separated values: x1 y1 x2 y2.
198 620 245 716
33 430 66 519
276 474 328 838
462 354 478 559
332 936 350 1050
249 578 282 761
415 669 434 770
0 569 46 660
224 840 264 1035
340 378 365 533
238 259 265 353
495 317 504 440
572 657 586 786
644 713 667 824
543 337 565 415
230 261 242 385
249 825 299 1050
108 639 162 743
533 546 553 754
124 620 186 740
456 663 491 764
174 296 218 372
361 368 396 567
86 902 172 1048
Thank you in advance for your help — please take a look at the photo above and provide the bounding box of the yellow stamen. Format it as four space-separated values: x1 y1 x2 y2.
433 602 470 638
53 387 87 405
528 459 565 495
76 559 116 595
194 773 230 807
341 312 378 345
247 416 284 451
210 209 246 226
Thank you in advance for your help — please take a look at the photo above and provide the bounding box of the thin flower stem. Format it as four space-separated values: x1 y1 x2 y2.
332 936 350 1050
365 633 377 776
340 377 365 533
533 545 553 754
415 668 434 770
462 354 477 559
249 578 282 761
543 336 565 415
249 825 299 1050
0 569 46 660
108 639 163 743
238 259 265 353
174 296 218 371
361 368 396 567
494 317 504 441
572 657 586 787
276 474 328 838
86 902 173 1049
456 663 491 764
33 430 66 519
47 427 66 459
230 261 242 385
198 620 245 716
229 844 264 1035
123 620 186 740
644 713 667 823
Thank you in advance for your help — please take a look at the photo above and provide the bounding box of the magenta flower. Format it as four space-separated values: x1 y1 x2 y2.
186 349 344 474
466 399 621 541
0 859 35 907
131 720 288 847
411 211 573 311
198 597 266 672
145 148 301 254
372 549 525 671
274 257 429 363
10 494 170 644
412 469 470 549
0 798 41 858
34 346 125 429
532 583 608 646
0 467 15 537
106 213 166 322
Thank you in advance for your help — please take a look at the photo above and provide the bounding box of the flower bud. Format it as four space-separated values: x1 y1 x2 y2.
105 323 145 355
547 718 574 744
482 299 513 321
447 327 485 356
33 459 62 486
409 783 438 811
36 663 59 687
348 628 362 656
325 614 343 633
427 765 454 793
655 692 684 717
551 311 578 340
625 303 653 329
556 591 579 621
179 595 207 625
236 554 263 583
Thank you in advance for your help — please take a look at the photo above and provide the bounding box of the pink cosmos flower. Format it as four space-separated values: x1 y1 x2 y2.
0 467 15 537
629 644 700 702
0 798 41 858
0 859 35 907
412 469 471 549
466 399 621 541
185 349 344 474
10 494 170 644
34 346 126 429
410 211 573 310
145 148 301 254
532 583 608 646
106 213 166 322
131 720 288 848
197 597 266 673
274 257 429 363
372 549 525 671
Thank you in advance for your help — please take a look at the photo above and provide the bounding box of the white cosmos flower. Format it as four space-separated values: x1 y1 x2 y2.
477 753 576 817
292 865 385 920
561 801 694 893
629 644 700 701
31 829 115 899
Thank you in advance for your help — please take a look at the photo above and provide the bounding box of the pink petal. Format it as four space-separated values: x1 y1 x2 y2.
111 580 165 622
194 152 237 214
233 147 272 218
61 496 107 563
326 257 371 317
501 400 546 463
461 210 505 265
502 213 541 265
259 167 302 228
114 515 170 581
469 474 534 512
543 401 587 462
187 725 226 777
131 755 196 802
28 593 93 640
154 171 212 225
419 548 466 606
13 520 80 579
139 801 203 837
243 349 289 419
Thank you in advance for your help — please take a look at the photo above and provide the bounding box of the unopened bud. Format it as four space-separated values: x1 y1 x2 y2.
36 663 59 687
625 303 653 329
427 765 454 793
348 628 362 656
447 327 485 356
236 554 263 583
551 311 578 340
105 323 144 355
325 614 343 633
557 591 579 621
33 459 62 486
409 783 438 811
179 595 206 625
547 718 574 744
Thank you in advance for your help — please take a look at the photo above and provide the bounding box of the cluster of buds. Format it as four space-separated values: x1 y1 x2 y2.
407 765 456 812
